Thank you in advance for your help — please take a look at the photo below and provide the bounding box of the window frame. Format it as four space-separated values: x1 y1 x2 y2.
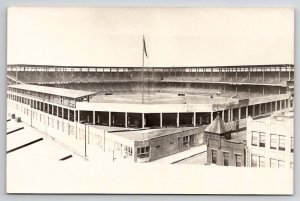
259 132 266 147
251 154 258 167
212 149 217 164
235 154 242 167
270 134 278 150
223 151 229 166
278 135 286 151
252 131 259 146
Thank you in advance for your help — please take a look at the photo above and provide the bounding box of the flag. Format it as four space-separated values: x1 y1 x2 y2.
143 35 148 58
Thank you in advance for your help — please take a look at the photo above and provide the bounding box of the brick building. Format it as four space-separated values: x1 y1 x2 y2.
204 115 247 167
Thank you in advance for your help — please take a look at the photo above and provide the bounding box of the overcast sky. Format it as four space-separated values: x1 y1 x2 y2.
7 7 294 67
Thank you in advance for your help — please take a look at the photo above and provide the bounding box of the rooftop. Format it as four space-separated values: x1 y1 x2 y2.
226 129 247 143
204 115 232 134
90 93 237 104
111 127 198 141
8 84 98 99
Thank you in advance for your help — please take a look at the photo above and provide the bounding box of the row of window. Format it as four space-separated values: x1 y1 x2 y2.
251 154 291 168
8 89 75 107
252 132 294 152
211 150 242 167
8 94 76 122
124 145 133 156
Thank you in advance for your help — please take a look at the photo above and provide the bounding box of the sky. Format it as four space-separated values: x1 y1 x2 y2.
7 7 294 67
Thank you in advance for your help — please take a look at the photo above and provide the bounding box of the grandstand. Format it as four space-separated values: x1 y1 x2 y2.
6 64 294 162
7 64 293 95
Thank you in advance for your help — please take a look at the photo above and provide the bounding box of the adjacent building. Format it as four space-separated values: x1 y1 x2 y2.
204 110 294 168
204 115 247 167
246 110 294 168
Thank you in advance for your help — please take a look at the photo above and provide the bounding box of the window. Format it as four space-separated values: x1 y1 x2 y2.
259 132 266 147
223 152 229 166
270 134 277 149
212 150 217 164
279 135 285 151
124 146 132 156
235 154 242 167
270 158 277 168
156 145 160 149
137 146 150 155
183 136 189 146
259 156 265 167
252 131 259 146
251 155 258 167
291 137 294 153
278 160 285 168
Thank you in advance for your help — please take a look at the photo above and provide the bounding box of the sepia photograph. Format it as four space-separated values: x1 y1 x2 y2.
6 7 294 194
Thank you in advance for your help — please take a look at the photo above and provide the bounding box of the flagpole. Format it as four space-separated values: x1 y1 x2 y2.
142 35 145 104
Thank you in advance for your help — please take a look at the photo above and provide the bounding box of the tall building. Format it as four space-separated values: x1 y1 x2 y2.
246 110 294 168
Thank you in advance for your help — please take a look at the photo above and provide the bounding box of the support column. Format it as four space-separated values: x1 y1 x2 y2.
262 67 265 83
279 100 282 110
279 66 281 82
93 111 95 125
238 108 241 120
275 101 278 111
68 109 70 121
177 113 179 127
248 67 251 80
211 112 213 122
74 110 76 122
125 112 128 128
259 104 261 115
193 112 196 127
222 110 225 120
230 109 233 121
108 112 111 126
142 113 145 128
160 113 163 128
270 102 273 112
228 110 230 122
246 107 248 118
78 110 80 122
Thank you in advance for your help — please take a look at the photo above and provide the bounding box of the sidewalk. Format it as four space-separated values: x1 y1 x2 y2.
152 145 207 164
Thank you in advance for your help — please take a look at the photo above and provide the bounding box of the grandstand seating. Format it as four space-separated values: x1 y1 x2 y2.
7 66 293 97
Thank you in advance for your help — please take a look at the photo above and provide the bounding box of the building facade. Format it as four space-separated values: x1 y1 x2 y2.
246 111 294 168
204 115 247 167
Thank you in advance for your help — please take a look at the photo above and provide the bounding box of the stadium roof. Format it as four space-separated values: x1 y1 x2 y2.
7 63 294 69
8 84 98 99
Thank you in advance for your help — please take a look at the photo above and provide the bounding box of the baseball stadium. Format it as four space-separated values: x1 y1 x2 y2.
6 64 294 162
